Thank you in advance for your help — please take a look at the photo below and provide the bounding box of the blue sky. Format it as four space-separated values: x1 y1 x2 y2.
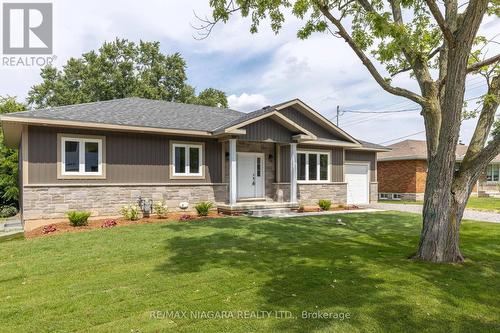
1 0 498 145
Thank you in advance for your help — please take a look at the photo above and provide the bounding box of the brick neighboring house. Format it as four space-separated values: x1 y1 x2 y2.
377 140 500 201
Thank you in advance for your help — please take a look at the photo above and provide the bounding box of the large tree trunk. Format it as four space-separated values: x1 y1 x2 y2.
413 157 469 263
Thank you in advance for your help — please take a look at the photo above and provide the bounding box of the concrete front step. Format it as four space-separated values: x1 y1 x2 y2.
1 218 23 233
249 208 293 217
218 202 299 214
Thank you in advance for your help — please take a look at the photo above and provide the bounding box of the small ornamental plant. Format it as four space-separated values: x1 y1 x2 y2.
42 224 57 234
101 219 117 228
120 204 140 221
179 214 192 221
318 199 332 211
67 211 91 226
153 201 169 218
195 201 213 217
0 206 17 218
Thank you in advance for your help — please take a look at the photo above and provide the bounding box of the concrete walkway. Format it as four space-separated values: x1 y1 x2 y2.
0 215 23 237
369 203 500 223
259 208 385 218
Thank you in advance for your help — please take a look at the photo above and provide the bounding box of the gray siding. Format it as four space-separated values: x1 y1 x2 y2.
27 126 222 184
280 145 290 182
345 150 377 182
278 106 345 141
240 118 295 143
332 147 344 182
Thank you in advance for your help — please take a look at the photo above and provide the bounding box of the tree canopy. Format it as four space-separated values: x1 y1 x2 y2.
0 97 26 207
28 39 228 108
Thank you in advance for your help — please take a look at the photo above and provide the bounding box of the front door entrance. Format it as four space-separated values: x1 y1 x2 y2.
237 153 264 199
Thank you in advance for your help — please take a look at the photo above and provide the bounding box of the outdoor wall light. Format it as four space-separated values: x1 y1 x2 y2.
268 154 273 161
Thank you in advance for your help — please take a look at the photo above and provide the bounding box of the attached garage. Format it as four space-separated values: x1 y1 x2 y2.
345 163 370 205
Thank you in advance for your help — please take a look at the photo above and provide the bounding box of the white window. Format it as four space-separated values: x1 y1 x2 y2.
379 193 389 199
392 193 403 200
297 151 330 182
61 137 103 176
486 164 499 182
172 143 203 176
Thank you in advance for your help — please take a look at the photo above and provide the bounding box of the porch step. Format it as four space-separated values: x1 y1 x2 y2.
2 222 23 233
249 208 293 217
1 217 23 233
218 202 299 214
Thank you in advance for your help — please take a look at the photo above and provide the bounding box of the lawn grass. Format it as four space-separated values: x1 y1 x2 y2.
380 197 500 212
0 212 499 332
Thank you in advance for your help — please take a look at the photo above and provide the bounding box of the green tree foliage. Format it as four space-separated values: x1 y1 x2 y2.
28 38 227 108
0 97 26 207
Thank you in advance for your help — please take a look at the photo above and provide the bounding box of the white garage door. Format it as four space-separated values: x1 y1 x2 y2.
345 163 369 205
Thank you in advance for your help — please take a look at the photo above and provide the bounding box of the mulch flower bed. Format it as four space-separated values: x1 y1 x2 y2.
25 211 222 239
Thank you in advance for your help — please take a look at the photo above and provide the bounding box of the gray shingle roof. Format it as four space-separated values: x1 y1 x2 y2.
378 139 500 161
213 106 274 132
357 140 390 150
3 97 386 150
4 98 245 132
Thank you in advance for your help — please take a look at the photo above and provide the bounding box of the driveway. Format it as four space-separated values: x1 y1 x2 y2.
369 203 500 223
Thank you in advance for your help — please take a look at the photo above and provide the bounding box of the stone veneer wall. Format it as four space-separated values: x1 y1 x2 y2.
23 184 228 220
298 183 347 205
273 183 291 202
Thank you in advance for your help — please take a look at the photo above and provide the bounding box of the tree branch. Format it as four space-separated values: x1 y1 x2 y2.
315 5 426 105
439 53 500 91
467 54 500 73
425 0 455 45
460 74 500 172
191 0 240 40
356 0 375 12
456 0 489 44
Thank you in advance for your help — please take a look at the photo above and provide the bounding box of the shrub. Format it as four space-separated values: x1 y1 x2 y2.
101 219 117 228
120 204 140 220
179 214 192 221
318 199 332 211
0 206 18 218
67 211 91 226
195 201 213 216
42 224 57 234
153 201 168 218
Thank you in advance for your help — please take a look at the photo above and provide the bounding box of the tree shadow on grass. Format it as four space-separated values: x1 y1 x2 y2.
155 213 500 332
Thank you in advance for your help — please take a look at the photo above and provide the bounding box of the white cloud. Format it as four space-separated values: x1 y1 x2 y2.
228 93 270 112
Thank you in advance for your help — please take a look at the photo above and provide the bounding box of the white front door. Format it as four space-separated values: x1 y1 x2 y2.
345 163 369 205
237 153 264 199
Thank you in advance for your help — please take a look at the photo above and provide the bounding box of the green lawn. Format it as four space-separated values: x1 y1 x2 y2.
380 197 500 212
1 213 499 332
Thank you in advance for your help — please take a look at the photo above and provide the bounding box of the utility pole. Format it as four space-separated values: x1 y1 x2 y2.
336 105 340 126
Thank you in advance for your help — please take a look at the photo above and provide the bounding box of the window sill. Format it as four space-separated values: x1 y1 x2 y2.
57 174 106 180
169 174 205 180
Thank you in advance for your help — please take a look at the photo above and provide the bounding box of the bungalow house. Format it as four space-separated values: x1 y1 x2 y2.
1 98 388 230
377 139 500 201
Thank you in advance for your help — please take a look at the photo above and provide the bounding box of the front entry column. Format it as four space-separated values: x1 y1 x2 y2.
290 142 298 203
229 138 237 205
